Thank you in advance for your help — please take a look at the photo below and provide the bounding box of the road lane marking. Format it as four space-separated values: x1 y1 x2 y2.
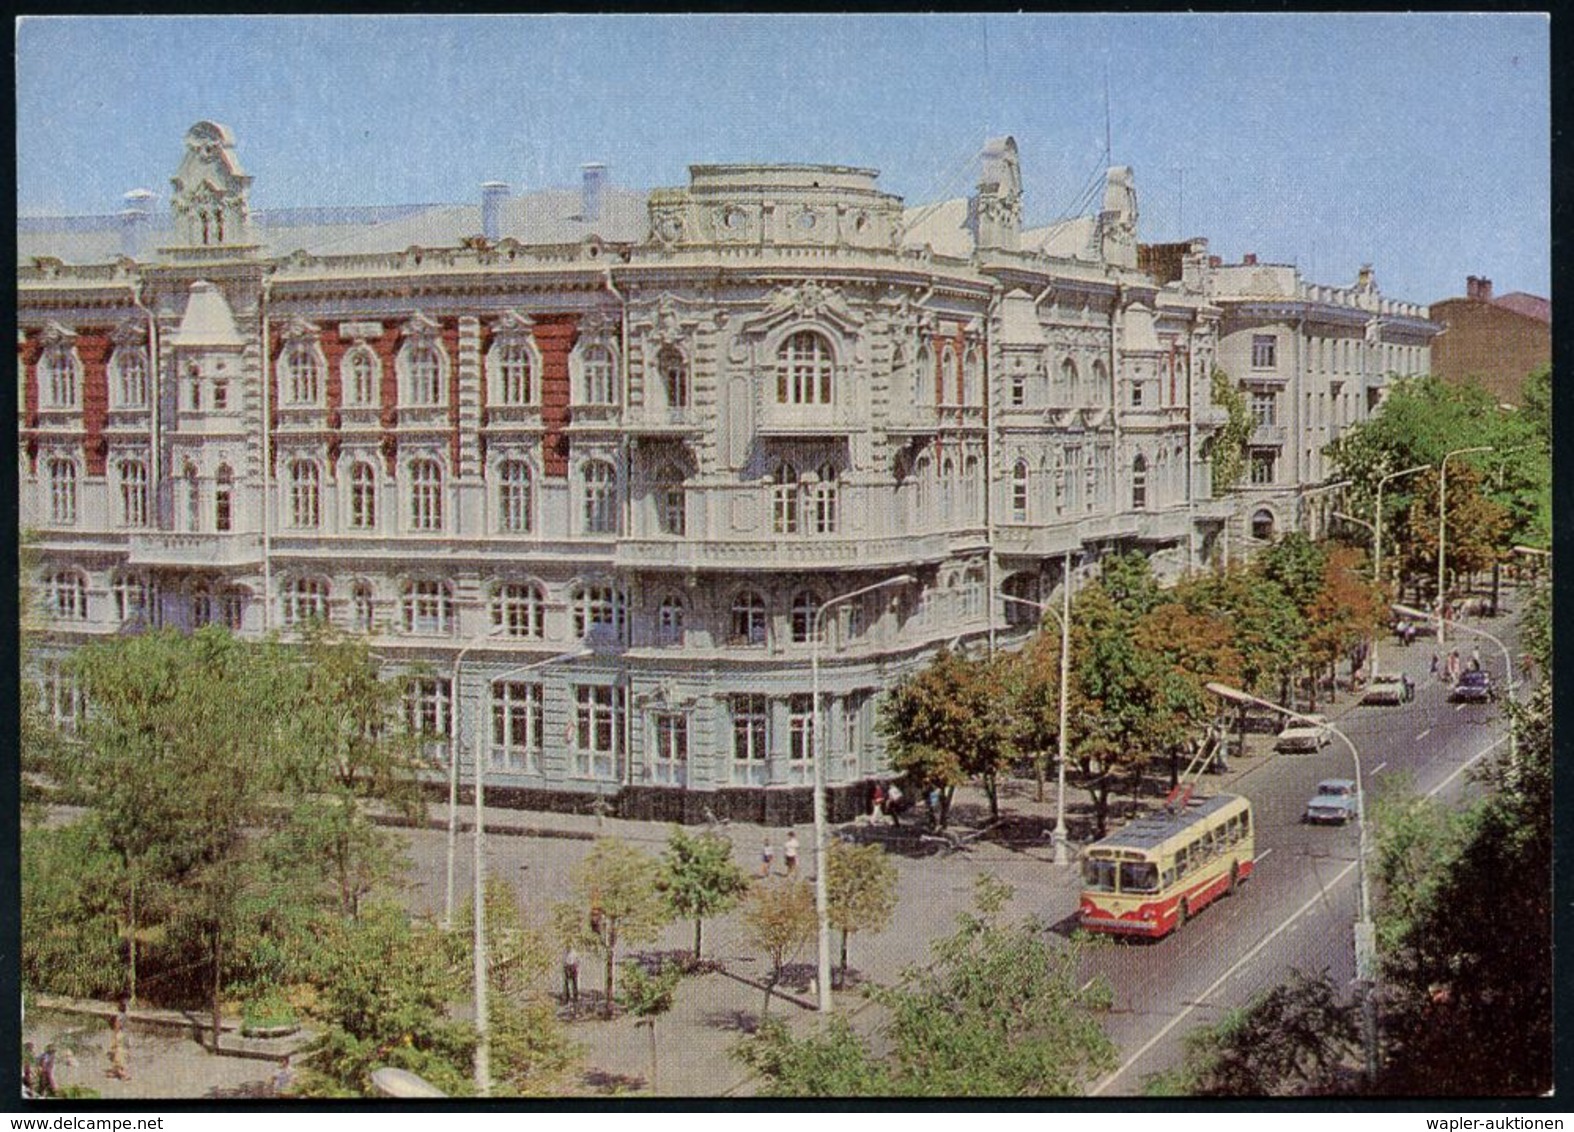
1254 848 1273 864
1416 729 1432 741
1089 732 1509 1097
1372 762 1387 775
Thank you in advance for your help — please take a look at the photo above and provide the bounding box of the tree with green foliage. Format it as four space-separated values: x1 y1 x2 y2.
619 960 683 1092
1207 366 1253 495
1302 545 1386 704
741 878 817 1019
1399 463 1511 603
21 821 127 1000
656 826 749 963
1184 564 1307 701
1143 970 1359 1096
826 839 898 988
1256 532 1327 614
735 1015 893 1097
552 838 669 1018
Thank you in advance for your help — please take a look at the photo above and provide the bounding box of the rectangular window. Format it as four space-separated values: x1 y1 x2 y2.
660 487 686 536
1250 334 1277 369
651 712 688 786
787 693 814 785
1250 449 1277 486
490 681 543 773
1251 391 1277 427
731 693 768 785
1065 447 1082 513
404 677 451 764
842 695 865 779
573 684 625 779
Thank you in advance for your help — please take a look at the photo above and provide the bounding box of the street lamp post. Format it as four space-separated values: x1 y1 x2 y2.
1372 463 1430 594
1297 479 1351 540
464 646 589 1096
1437 447 1493 644
810 573 915 1013
1393 602 1517 768
447 631 507 929
1205 681 1379 1086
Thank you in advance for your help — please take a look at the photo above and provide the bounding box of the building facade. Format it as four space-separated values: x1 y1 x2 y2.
20 124 1242 819
1427 275 1550 407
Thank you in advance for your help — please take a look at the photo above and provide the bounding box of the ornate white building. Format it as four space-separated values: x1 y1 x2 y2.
20 123 1238 819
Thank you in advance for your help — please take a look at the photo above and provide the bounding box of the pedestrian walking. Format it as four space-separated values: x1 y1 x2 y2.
271 1054 295 1096
760 834 774 878
1446 650 1461 684
1470 646 1481 672
886 783 903 827
927 787 941 828
1431 653 1441 680
870 782 885 823
21 1042 35 1097
562 945 580 1006
1401 672 1414 702
36 1045 59 1098
107 995 130 1081
783 830 799 875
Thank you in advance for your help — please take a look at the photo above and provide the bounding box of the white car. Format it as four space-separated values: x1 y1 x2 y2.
1274 714 1331 753
1362 675 1406 706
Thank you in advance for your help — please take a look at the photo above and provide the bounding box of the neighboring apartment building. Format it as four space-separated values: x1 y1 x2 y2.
18 124 1235 819
1428 275 1550 406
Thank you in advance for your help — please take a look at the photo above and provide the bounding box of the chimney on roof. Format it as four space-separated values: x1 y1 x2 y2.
481 181 509 242
1478 277 1492 302
120 189 155 259
1242 253 1257 266
1208 255 1222 268
581 163 607 224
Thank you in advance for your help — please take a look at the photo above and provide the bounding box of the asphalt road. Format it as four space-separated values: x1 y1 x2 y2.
1087 622 1522 1096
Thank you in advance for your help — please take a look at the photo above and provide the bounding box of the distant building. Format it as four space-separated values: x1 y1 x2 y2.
1428 276 1550 406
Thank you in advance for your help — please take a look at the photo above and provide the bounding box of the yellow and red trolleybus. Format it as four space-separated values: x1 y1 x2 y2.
1078 792 1254 939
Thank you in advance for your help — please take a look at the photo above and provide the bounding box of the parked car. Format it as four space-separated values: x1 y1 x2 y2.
1274 714 1331 753
1363 675 1406 706
1451 669 1496 703
1304 779 1359 825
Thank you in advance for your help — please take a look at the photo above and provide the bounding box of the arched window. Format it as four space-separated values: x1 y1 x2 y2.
580 459 617 534
349 461 378 530
1154 448 1168 507
915 345 936 406
1132 454 1149 510
40 349 78 409
1061 358 1079 403
289 460 321 528
47 458 77 525
963 454 980 523
1252 508 1276 541
117 458 149 528
491 581 544 638
1010 357 1028 407
579 344 616 405
402 579 454 635
112 349 148 408
940 457 956 524
403 343 445 406
284 344 322 405
790 590 821 644
351 581 376 633
810 463 839 534
192 582 214 629
963 346 982 406
1053 449 1066 517
215 465 234 532
658 345 688 409
497 460 533 534
730 590 767 646
772 462 799 534
183 462 200 532
776 330 834 405
1011 459 1029 522
1092 359 1109 404
221 586 247 630
656 594 686 645
408 458 444 532
283 576 330 626
491 340 533 405
47 570 88 620
941 346 960 405
914 453 932 524
112 572 150 624
572 583 626 643
343 346 380 407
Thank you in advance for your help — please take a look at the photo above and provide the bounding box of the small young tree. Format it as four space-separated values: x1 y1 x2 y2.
826 840 897 988
742 878 817 1019
552 838 669 1018
618 960 683 1092
656 826 749 963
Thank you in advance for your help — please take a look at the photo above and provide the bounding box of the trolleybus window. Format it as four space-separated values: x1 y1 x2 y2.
1119 861 1159 893
1084 858 1118 892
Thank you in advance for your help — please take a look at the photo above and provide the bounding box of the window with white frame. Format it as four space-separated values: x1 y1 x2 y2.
655 465 685 536
283 576 330 626
651 712 688 786
221 587 247 630
731 590 767 646
658 345 688 409
1251 334 1277 369
48 458 77 525
914 453 930 524
289 460 321 528
963 455 980 523
1066 447 1083 513
349 461 378 530
579 459 618 535
491 681 543 772
940 457 956 524
408 458 444 532
1130 376 1146 407
573 684 624 778
497 460 533 534
284 344 322 405
112 348 149 408
810 463 839 534
1089 448 1105 512
112 573 154 625
572 583 626 644
401 579 454 635
772 462 799 534
730 693 769 785
213 375 228 411
1251 390 1277 427
1061 357 1079 401
117 458 149 528
579 343 616 405
46 570 87 621
1011 460 1029 522
404 676 451 743
1132 454 1149 510
1010 362 1027 407
215 465 234 532
941 346 959 404
192 583 214 628
1053 449 1066 516
40 349 78 409
491 582 544 638
790 591 820 645
183 464 200 533
776 330 834 405
656 594 685 645
343 346 380 407
403 342 445 406
1091 359 1109 403
915 345 935 406
842 694 866 778
963 346 982 405
186 363 203 412
40 658 85 732
788 694 815 783
1250 449 1277 486
491 340 534 405
351 581 375 633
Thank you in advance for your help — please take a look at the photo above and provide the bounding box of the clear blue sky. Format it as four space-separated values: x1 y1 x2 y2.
16 13 1550 304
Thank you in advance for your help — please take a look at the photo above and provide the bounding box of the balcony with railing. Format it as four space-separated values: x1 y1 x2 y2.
615 531 950 572
127 531 264 568
624 406 704 436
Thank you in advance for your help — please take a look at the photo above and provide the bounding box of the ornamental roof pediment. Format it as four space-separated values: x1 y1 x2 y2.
279 317 322 342
38 320 78 346
110 318 146 346
738 282 863 338
400 311 443 339
491 310 536 336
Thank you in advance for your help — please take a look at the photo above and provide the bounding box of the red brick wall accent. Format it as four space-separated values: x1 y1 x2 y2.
1428 299 1550 407
78 330 112 476
533 315 579 478
19 333 40 471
